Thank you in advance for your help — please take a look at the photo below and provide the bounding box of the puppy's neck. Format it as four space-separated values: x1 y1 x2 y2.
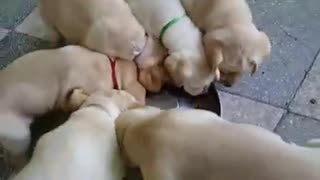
161 17 203 53
86 101 121 121
134 36 168 69
116 60 137 87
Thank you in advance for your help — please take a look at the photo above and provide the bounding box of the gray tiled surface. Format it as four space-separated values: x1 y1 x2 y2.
220 0 320 108
275 113 320 145
0 31 56 69
15 7 61 42
0 0 37 29
0 0 320 179
219 91 284 130
0 28 9 41
290 53 320 120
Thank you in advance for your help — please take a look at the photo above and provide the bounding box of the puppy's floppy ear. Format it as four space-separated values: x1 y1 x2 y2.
248 31 271 76
164 52 192 86
139 70 153 90
204 31 228 80
139 68 163 93
63 88 89 111
256 31 271 58
203 36 223 80
250 61 257 76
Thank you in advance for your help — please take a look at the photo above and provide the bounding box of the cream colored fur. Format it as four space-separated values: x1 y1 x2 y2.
180 0 271 86
39 0 146 61
126 0 217 95
0 46 145 171
12 90 139 180
116 107 320 180
134 36 169 92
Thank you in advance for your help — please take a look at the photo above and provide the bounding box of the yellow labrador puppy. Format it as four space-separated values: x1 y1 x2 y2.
135 36 170 92
0 46 145 171
126 0 219 95
39 0 146 60
13 90 141 180
116 107 320 180
180 0 271 86
40 0 170 92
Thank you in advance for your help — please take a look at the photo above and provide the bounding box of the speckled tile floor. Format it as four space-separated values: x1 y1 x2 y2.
1 0 320 179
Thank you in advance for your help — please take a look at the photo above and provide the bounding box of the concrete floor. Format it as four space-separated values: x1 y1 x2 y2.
1 0 320 179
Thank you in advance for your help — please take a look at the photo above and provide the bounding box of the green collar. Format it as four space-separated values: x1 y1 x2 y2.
159 15 186 45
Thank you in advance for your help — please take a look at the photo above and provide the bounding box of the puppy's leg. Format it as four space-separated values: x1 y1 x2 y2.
124 82 146 105
63 88 89 112
0 113 31 172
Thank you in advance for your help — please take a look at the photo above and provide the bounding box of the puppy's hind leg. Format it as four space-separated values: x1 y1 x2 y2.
0 113 31 172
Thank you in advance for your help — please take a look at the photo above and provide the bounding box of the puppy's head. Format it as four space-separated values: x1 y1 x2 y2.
81 90 143 115
164 51 215 96
86 18 146 60
115 106 161 142
115 106 161 166
204 25 271 86
138 65 169 93
135 36 169 92
122 22 147 60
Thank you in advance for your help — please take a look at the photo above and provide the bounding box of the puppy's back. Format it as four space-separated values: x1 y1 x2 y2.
181 0 252 29
13 105 125 180
0 46 96 87
0 46 108 113
123 108 320 180
161 111 319 180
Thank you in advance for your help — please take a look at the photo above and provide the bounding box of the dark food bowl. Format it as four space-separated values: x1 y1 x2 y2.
27 84 221 180
147 83 221 116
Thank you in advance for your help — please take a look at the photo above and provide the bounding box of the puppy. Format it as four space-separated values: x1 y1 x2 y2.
40 0 170 92
180 0 271 86
0 46 145 171
134 36 170 92
116 107 320 180
125 0 218 95
12 90 141 180
39 0 146 60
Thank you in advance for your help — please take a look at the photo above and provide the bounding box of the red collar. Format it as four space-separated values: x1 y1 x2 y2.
109 57 119 89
